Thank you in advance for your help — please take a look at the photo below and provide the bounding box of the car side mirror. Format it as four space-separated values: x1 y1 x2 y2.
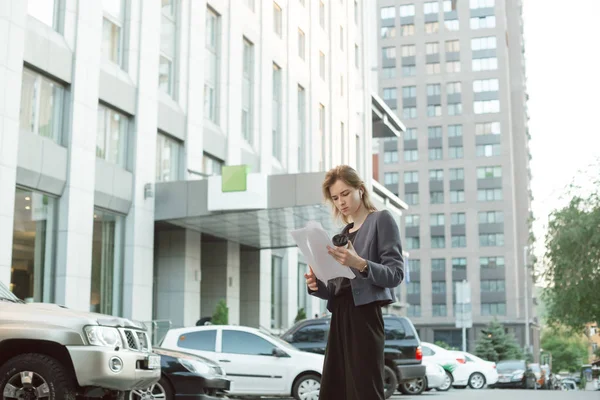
272 347 289 358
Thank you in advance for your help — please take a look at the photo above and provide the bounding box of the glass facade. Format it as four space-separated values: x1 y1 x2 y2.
20 69 64 144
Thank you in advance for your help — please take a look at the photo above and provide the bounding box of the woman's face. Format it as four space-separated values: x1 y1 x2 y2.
329 179 362 217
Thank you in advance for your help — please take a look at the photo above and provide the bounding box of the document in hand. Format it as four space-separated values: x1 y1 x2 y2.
290 221 355 283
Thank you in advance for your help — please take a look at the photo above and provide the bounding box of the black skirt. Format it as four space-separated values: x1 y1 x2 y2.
319 289 385 400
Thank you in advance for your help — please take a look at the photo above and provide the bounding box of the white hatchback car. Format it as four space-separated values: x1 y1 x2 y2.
450 350 499 389
160 325 323 400
420 342 470 389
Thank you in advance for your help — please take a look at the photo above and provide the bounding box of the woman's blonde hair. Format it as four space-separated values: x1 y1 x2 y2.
322 165 377 224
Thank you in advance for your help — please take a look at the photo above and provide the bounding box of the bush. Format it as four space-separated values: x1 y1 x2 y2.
294 308 307 323
212 300 229 325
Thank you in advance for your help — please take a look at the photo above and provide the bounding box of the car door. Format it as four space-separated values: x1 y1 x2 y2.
217 329 289 395
287 322 329 354
383 317 416 365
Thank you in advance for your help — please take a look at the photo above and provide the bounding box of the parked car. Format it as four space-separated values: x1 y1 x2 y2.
0 281 160 399
491 359 537 389
160 325 323 400
423 359 446 391
129 347 230 399
420 342 469 390
449 350 499 389
280 314 427 398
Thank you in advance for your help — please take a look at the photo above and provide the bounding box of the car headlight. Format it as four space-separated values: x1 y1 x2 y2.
84 326 123 348
179 358 223 376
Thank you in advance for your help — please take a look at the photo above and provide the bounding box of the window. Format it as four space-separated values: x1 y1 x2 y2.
446 82 461 95
424 1 439 14
427 84 441 96
450 190 465 203
449 168 464 180
384 150 399 164
385 319 407 340
409 259 421 273
273 2 282 37
408 305 422 317
354 0 359 24
479 211 504 224
479 233 504 246
156 132 182 182
202 153 223 176
384 172 399 185
406 237 420 249
245 0 255 10
404 149 418 162
473 57 498 71
28 0 58 29
405 215 420 227
451 235 466 248
481 279 505 292
222 330 276 356
445 40 460 53
444 19 459 31
403 107 417 120
272 64 282 160
10 189 58 303
448 124 462 137
471 15 496 29
425 22 439 34
429 169 443 181
426 62 441 74
473 79 499 93
402 86 416 99
481 302 506 316
426 43 439 55
477 166 502 179
476 122 501 135
474 100 500 114
205 8 220 123
443 0 456 12
291 324 328 343
470 0 495 9
446 61 461 73
160 0 177 96
432 259 446 272
429 148 442 160
102 0 125 66
478 188 503 201
319 52 326 79
242 39 254 144
319 0 325 29
381 6 396 19
432 282 446 294
399 4 415 16
384 88 398 100
381 26 396 38
430 191 444 204
20 69 64 144
471 36 497 50
449 146 463 159
428 126 442 138
383 46 396 60
431 235 446 248
90 209 125 315
405 193 419 205
477 144 501 157
401 45 416 57
452 258 467 271
297 86 306 171
451 212 466 225
430 214 445 226
407 281 420 294
428 105 442 117
354 45 360 69
448 103 462 116
298 29 305 59
433 304 447 317
96 104 128 166
401 24 415 36
340 26 344 50
177 330 216 352
403 65 416 76
404 128 417 141
480 256 505 268
382 67 396 78
318 105 325 169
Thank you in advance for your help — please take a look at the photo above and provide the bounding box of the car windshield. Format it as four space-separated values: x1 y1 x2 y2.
0 281 23 303
497 361 525 372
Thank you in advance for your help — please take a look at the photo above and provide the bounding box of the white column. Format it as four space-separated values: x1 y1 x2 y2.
121 0 160 322
283 248 299 329
0 0 26 286
54 0 103 309
259 249 273 329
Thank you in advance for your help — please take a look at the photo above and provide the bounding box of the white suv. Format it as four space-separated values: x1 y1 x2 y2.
160 325 323 400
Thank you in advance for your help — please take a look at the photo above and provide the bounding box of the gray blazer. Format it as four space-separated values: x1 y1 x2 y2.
308 210 404 311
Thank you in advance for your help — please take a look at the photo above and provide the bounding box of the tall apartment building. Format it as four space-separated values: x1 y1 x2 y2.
375 0 538 355
0 0 405 333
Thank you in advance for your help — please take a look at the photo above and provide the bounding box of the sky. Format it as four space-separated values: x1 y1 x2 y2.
523 0 600 260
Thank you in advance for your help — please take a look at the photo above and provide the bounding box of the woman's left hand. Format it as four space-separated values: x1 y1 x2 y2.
327 241 366 270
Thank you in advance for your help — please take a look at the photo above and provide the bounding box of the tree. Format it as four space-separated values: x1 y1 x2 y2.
541 327 588 373
294 308 307 323
435 341 458 351
475 320 523 362
212 300 229 325
542 172 600 331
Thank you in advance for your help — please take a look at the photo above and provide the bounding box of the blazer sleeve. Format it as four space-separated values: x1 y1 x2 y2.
357 210 404 288
307 279 330 300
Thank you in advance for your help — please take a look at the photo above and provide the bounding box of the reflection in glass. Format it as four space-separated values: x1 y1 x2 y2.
27 0 56 28
11 189 57 303
102 18 122 64
156 133 181 182
96 104 128 167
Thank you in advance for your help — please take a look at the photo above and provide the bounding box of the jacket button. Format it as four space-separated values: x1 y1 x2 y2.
353 290 360 295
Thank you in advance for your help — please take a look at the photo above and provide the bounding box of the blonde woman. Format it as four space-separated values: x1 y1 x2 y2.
305 165 404 400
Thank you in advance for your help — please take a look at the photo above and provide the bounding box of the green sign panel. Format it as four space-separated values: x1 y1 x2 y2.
221 165 250 192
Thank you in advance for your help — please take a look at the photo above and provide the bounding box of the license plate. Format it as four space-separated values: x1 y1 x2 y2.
499 377 510 383
147 355 161 369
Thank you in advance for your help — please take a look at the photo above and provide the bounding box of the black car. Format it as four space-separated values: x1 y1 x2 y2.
128 347 230 399
490 359 537 389
281 314 426 398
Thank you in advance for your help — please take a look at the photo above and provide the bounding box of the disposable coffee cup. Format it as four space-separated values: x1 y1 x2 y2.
332 234 349 249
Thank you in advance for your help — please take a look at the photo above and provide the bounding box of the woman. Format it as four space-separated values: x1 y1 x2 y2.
305 165 404 400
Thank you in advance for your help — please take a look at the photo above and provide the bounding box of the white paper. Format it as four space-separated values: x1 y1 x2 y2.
290 221 355 283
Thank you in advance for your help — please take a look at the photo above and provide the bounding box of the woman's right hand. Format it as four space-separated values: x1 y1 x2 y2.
304 265 318 291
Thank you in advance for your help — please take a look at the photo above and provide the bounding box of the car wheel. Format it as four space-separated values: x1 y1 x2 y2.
437 370 453 392
129 376 174 400
398 377 426 395
0 353 77 400
292 373 320 400
383 365 398 399
468 372 486 389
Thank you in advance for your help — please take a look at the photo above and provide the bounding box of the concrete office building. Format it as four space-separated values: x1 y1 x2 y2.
374 0 538 355
0 0 405 334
